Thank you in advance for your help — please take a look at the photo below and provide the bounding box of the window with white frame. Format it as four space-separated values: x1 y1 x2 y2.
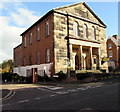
84 24 88 38
37 27 40 40
109 51 113 57
46 22 50 36
92 26 96 40
108 44 112 49
29 32 32 44
73 21 79 37
46 49 50 63
24 36 26 47
36 52 40 64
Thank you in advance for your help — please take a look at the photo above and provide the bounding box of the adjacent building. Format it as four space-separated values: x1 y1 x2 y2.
13 2 108 81
106 35 120 70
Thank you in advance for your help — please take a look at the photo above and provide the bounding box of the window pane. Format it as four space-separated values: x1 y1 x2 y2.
46 22 50 36
24 37 26 47
73 22 78 36
29 33 32 44
109 51 112 57
37 27 40 40
37 52 40 64
84 24 88 38
46 49 50 63
92 26 96 40
109 44 112 49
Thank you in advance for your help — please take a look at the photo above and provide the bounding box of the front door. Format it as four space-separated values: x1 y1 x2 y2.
32 68 38 83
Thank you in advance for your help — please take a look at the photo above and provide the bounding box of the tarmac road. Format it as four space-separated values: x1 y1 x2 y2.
1 79 119 111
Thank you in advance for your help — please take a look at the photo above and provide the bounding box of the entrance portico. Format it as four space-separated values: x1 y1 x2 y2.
70 39 101 70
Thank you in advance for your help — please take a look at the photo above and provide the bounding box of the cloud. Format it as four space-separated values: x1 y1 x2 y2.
10 8 39 27
0 16 26 62
0 2 40 63
0 3 5 9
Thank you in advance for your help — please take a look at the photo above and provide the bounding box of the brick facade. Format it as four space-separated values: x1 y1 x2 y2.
106 35 120 69
14 2 108 79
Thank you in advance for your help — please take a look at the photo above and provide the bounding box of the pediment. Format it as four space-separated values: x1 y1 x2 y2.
54 2 106 27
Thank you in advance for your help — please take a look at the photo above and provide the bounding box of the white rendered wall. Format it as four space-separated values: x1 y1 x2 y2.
13 63 53 77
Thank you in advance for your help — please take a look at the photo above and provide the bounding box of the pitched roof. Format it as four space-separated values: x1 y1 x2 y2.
21 2 106 36
108 36 120 47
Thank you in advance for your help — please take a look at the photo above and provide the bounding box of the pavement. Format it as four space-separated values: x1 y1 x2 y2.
1 77 119 101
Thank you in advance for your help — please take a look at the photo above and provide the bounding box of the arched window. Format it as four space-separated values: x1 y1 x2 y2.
84 24 88 38
24 36 26 47
46 22 50 36
92 26 96 40
73 21 79 36
37 27 40 40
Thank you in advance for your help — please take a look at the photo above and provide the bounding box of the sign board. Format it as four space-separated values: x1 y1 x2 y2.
102 57 110 62
67 66 71 69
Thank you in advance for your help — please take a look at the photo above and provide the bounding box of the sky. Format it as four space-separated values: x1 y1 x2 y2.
0 1 118 63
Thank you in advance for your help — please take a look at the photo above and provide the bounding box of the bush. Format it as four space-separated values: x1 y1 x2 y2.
2 73 18 82
26 76 32 83
38 75 44 82
55 71 67 81
76 73 91 80
108 67 115 72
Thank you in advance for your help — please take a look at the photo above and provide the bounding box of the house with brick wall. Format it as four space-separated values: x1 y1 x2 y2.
106 35 120 70
13 2 108 82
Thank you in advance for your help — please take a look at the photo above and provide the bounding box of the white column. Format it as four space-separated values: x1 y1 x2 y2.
98 48 101 69
80 45 83 70
69 44 73 68
73 53 77 70
90 47 93 70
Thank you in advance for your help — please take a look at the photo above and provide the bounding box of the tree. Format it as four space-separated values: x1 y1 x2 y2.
0 59 13 73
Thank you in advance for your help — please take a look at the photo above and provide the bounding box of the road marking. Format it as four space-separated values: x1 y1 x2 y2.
85 86 92 89
40 86 63 90
37 88 54 92
34 97 41 100
96 85 102 88
67 89 78 92
17 99 29 103
0 103 10 107
2 91 16 101
0 104 5 107
90 86 96 88
77 87 88 90
49 94 56 97
56 91 68 95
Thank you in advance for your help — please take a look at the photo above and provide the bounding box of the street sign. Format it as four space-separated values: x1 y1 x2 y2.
102 57 110 62
67 66 71 69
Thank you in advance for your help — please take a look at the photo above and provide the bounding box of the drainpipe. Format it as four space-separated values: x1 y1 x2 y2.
66 13 70 62
53 10 71 83
65 13 71 84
